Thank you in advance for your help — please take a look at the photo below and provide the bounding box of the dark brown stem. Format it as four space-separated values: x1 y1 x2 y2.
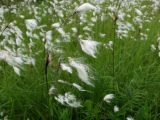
45 52 49 92
43 39 51 119
43 38 50 101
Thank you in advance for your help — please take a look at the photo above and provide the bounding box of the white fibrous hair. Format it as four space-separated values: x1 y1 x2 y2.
135 8 143 16
150 44 156 52
116 21 134 39
75 3 97 13
54 92 82 108
44 30 55 52
60 63 72 74
103 94 115 103
0 7 5 18
58 79 71 86
25 19 37 31
52 23 66 37
0 50 35 75
51 23 60 28
72 83 86 92
126 116 134 120
0 50 24 75
68 58 94 87
113 105 119 113
151 0 160 12
104 41 113 50
80 40 100 58
49 85 57 95
45 30 52 42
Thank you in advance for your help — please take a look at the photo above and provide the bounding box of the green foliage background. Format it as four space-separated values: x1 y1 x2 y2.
0 0 160 120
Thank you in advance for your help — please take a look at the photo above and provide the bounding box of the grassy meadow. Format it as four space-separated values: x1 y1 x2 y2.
0 0 160 119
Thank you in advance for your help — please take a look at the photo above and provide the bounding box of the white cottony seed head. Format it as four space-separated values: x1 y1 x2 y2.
54 92 82 108
103 94 115 103
114 105 119 113
60 63 72 74
126 116 134 120
80 40 100 58
25 19 37 31
75 3 97 13
68 58 94 87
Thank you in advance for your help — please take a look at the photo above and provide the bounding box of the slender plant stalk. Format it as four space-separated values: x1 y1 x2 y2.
43 39 49 97
43 39 50 112
45 53 49 93
43 39 52 119
112 16 118 79
112 0 122 87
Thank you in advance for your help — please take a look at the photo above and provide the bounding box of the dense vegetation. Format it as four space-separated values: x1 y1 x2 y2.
0 0 160 119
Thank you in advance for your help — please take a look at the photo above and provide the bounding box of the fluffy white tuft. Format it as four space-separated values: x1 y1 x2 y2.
114 105 119 113
68 58 94 86
72 83 86 92
80 40 100 58
0 50 35 75
60 63 72 74
75 3 96 13
52 23 66 37
54 92 82 108
58 79 71 86
126 116 134 120
135 8 143 16
103 94 115 103
13 67 21 76
49 85 57 95
25 19 37 31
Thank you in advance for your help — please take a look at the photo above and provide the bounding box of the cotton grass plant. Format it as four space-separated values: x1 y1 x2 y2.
0 0 160 119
